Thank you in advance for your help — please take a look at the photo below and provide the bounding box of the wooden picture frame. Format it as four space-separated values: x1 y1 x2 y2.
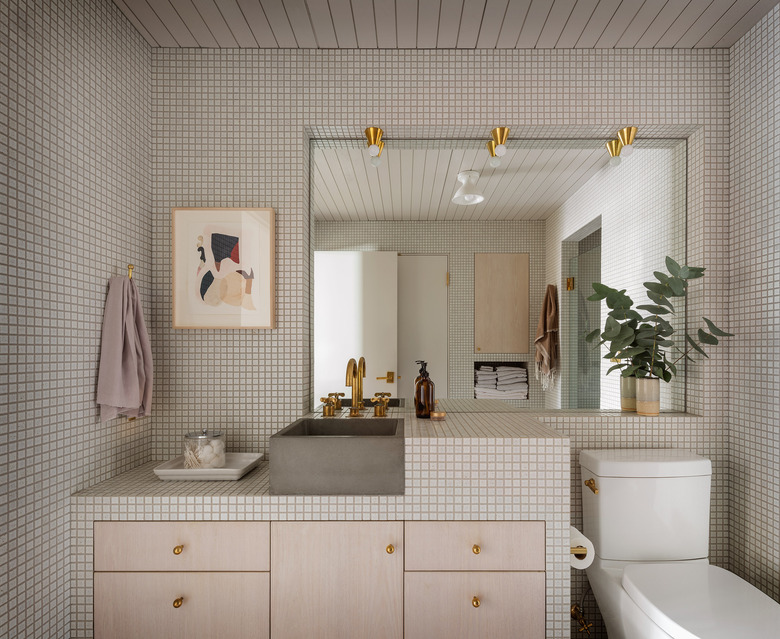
172 207 275 329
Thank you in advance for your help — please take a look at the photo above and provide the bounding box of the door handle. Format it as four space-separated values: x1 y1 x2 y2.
376 371 395 383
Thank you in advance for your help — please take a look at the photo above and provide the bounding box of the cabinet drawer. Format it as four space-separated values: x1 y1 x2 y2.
404 521 544 571
404 571 545 639
94 521 270 572
94 571 269 639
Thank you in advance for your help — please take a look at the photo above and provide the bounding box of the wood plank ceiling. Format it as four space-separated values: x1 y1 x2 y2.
310 140 684 222
113 0 778 49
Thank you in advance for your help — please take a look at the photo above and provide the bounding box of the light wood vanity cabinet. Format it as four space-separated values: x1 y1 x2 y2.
93 522 270 639
93 520 544 639
271 521 404 639
404 521 546 639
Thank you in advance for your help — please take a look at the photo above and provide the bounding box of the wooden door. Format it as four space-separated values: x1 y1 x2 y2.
474 253 530 354
94 572 269 639
271 521 403 639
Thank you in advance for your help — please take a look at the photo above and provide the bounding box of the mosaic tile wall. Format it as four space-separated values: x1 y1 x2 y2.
314 220 547 407
729 4 780 603
1 0 152 636
547 141 688 411
151 48 731 639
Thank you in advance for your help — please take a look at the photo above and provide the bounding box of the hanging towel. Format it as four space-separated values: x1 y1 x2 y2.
534 284 559 391
97 276 153 421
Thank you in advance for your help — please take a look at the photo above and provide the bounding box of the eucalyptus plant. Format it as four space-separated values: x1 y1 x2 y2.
585 257 732 382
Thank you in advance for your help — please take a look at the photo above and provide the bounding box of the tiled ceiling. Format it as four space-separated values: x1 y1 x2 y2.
310 139 680 222
112 0 779 49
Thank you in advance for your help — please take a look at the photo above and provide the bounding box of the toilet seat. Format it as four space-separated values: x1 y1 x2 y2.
622 562 780 638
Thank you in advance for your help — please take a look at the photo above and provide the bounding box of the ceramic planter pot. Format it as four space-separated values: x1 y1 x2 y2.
636 377 660 416
620 376 637 411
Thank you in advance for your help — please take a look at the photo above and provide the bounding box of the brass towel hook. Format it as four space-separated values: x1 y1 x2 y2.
127 264 134 279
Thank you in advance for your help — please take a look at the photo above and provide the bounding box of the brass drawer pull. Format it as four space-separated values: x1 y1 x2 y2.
173 597 183 608
472 596 481 608
472 544 481 555
173 545 184 555
386 544 395 554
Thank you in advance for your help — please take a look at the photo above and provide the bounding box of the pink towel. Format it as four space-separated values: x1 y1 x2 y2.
97 277 153 421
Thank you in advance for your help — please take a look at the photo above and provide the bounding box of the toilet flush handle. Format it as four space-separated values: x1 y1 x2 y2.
584 478 599 494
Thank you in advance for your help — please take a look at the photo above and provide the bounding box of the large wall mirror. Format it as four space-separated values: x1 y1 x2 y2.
310 133 687 412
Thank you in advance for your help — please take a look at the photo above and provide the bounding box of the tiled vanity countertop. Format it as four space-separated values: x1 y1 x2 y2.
72 404 570 637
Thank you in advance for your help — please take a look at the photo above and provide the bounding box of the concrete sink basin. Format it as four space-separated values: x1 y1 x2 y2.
269 418 405 495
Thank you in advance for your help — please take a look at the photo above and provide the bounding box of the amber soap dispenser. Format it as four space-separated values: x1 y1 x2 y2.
414 360 435 419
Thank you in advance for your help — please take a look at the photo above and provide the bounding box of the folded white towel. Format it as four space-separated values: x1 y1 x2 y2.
496 366 525 372
496 373 527 381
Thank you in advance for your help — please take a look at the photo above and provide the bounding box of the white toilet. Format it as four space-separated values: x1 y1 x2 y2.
580 448 780 638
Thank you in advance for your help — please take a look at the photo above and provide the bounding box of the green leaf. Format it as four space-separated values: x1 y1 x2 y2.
637 304 671 315
703 317 734 337
686 334 709 358
687 267 705 278
665 256 681 276
653 271 670 284
606 364 623 375
646 292 675 309
698 329 719 346
617 347 647 358
644 282 667 295
667 277 686 296
662 369 673 383
588 282 612 300
678 266 691 279
585 328 601 343
603 316 621 339
605 289 633 311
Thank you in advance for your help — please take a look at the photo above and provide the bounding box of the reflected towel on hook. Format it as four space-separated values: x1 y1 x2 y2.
97 276 153 421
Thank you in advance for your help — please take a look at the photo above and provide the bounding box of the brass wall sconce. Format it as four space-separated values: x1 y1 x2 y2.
365 126 385 167
605 138 623 166
486 127 510 167
617 126 637 157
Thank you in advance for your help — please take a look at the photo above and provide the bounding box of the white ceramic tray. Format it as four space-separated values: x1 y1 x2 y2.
154 453 262 481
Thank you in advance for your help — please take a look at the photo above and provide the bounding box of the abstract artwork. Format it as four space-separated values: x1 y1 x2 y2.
173 208 275 328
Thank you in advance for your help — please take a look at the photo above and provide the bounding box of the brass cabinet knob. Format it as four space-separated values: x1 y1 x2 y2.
472 596 481 608
386 544 395 554
173 597 183 608
472 544 481 555
173 545 184 555
584 478 599 494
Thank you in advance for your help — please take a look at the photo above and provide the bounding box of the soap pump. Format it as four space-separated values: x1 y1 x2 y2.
414 360 435 419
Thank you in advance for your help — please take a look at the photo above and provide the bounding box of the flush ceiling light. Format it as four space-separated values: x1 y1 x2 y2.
365 126 385 167
617 126 638 157
452 170 484 205
486 140 501 168
605 139 623 167
491 127 510 157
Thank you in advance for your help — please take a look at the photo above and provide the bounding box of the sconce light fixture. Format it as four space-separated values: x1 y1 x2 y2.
605 139 623 167
365 126 385 167
491 127 510 156
617 126 637 157
452 170 484 205
486 140 502 168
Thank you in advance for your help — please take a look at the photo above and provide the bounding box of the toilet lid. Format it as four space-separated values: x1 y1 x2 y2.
622 563 780 639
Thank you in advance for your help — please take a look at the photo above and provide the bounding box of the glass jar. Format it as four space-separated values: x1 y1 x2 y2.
183 429 226 469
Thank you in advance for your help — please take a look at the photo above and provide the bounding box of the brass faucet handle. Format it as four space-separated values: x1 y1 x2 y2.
328 392 345 409
320 397 336 417
373 392 391 399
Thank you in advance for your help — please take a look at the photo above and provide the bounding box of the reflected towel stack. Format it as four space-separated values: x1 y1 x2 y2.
474 365 528 400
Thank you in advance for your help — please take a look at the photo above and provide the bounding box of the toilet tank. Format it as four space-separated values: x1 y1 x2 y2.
580 449 712 561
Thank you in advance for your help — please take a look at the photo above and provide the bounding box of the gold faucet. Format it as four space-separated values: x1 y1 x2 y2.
345 357 367 417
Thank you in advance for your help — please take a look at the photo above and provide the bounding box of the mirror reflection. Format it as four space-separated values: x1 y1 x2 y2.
311 136 687 411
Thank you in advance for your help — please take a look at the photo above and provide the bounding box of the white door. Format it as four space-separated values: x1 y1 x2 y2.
314 251 398 406
397 255 449 401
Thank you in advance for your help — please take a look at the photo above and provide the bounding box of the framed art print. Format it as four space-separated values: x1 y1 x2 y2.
172 207 275 329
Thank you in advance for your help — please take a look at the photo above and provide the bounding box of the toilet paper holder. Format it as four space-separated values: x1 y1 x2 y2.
570 545 588 559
